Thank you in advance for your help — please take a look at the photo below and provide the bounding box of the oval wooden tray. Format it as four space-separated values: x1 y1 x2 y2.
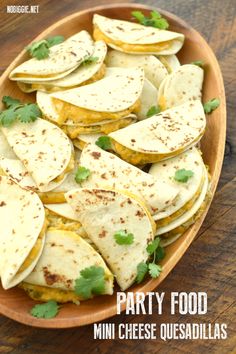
0 3 226 328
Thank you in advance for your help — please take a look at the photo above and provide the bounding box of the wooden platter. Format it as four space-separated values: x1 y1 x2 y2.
0 3 226 328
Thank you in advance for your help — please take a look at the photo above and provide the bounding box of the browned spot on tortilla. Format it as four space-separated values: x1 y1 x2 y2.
0 201 6 207
91 152 101 159
98 230 107 238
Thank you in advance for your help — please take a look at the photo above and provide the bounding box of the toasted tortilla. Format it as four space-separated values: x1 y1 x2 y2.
93 14 184 55
10 31 94 82
0 176 46 289
17 40 107 92
22 229 114 302
158 64 204 110
1 118 73 192
109 100 206 165
106 50 168 88
65 188 155 290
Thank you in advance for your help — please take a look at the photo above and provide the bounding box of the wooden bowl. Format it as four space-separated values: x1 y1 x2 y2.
0 3 226 328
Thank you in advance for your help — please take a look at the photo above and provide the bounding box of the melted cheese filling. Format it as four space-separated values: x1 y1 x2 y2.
158 95 167 111
52 97 140 125
93 26 171 53
38 191 66 204
16 217 48 274
63 116 135 139
111 133 204 165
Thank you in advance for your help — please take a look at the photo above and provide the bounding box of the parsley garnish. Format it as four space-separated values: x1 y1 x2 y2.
191 60 204 68
114 230 134 245
26 35 64 60
30 300 59 319
174 169 194 183
82 56 99 65
75 266 106 300
132 10 169 30
74 166 91 184
0 96 41 127
146 105 161 118
203 98 220 114
95 136 112 150
136 237 164 283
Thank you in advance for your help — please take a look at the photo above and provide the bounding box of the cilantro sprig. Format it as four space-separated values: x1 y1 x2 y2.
74 166 91 184
30 300 59 319
95 136 112 150
136 237 165 284
132 10 169 30
26 35 64 60
174 169 194 183
0 96 41 127
75 266 106 300
191 60 204 68
82 56 99 65
203 98 220 114
114 230 134 245
146 105 161 118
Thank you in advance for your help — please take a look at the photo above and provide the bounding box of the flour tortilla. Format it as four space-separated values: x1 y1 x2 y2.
10 31 94 82
158 55 180 73
0 176 46 289
24 229 114 296
80 143 178 215
1 118 73 192
93 14 184 55
149 147 205 220
65 188 155 290
106 50 168 88
138 78 158 120
158 64 204 110
17 40 107 92
109 100 206 164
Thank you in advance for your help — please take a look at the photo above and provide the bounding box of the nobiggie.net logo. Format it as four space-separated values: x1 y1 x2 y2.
6 5 39 14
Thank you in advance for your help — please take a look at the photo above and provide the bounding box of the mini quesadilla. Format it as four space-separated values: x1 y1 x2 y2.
10 31 94 82
109 100 206 165
73 133 103 150
149 147 205 224
158 54 180 73
138 78 158 120
0 118 74 192
106 50 168 88
21 229 114 303
0 176 47 289
93 14 184 55
50 67 144 125
158 64 204 110
78 143 178 215
17 40 107 93
66 188 155 290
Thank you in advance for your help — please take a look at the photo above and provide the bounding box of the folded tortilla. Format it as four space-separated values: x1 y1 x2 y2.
158 64 204 110
22 229 114 303
9 31 94 82
93 14 184 55
17 40 107 93
50 67 144 124
106 50 168 88
109 100 206 165
149 147 205 223
0 176 46 289
138 78 158 120
1 118 73 192
65 188 155 290
157 54 180 73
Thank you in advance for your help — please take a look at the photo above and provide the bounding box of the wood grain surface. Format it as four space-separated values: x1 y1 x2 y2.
0 0 235 353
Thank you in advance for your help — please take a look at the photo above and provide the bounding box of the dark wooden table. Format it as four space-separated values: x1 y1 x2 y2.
0 0 235 353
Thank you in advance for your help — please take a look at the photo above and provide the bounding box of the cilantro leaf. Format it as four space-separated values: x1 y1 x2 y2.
75 166 91 184
82 56 99 65
148 263 162 278
146 237 160 255
191 60 204 68
146 105 161 118
17 103 42 123
136 262 148 284
95 136 112 150
203 98 220 114
114 230 134 245
155 246 165 261
0 108 17 127
174 169 194 183
132 10 169 30
75 266 106 299
2 96 21 108
46 35 64 47
30 300 59 319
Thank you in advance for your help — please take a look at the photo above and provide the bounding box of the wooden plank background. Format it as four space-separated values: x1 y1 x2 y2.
0 0 235 353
